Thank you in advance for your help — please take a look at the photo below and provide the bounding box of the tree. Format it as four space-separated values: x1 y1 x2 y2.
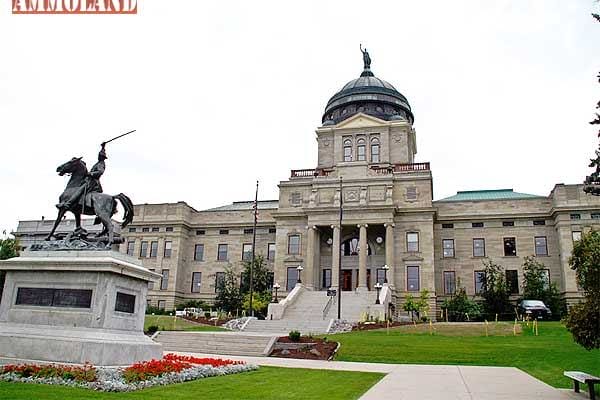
583 9 600 195
566 230 600 350
402 294 419 322
403 290 431 322
240 254 273 317
214 265 243 314
0 232 19 260
521 256 565 320
480 259 511 317
442 280 482 322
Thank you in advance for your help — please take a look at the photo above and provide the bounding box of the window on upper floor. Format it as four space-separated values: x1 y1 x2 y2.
215 272 225 293
194 244 204 261
371 138 380 163
592 213 600 220
164 241 172 258
160 269 169 291
139 241 148 258
356 138 366 161
503 237 517 256
442 223 454 229
572 231 582 242
342 237 372 256
474 270 485 294
443 271 456 295
269 228 276 234
219 229 229 235
151 227 159 232
244 228 254 234
472 222 484 228
407 266 420 291
442 239 455 258
533 220 546 226
196 229 205 235
406 232 419 252
242 243 253 261
149 241 158 258
570 213 581 220
191 272 201 293
166 227 173 232
142 227 149 233
128 227 136 233
506 270 519 294
541 269 550 289
502 221 514 227
288 234 301 255
126 241 135 256
268 243 276 260
343 139 352 162
534 236 548 256
217 244 228 261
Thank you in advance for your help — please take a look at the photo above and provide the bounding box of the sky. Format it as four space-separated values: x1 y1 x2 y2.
0 1 599 233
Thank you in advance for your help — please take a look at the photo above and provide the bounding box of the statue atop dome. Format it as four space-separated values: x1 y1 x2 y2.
360 44 371 70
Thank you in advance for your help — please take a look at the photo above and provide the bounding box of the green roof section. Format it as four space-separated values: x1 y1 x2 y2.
436 189 544 202
203 200 279 212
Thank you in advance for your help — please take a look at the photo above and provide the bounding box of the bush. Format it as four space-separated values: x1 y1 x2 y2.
565 298 600 350
145 306 171 315
145 325 159 335
480 259 511 316
521 256 566 320
176 300 209 311
442 286 482 321
288 330 301 342
204 312 211 319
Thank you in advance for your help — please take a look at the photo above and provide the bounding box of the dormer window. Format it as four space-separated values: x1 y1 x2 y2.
371 138 380 162
343 139 352 161
357 138 366 161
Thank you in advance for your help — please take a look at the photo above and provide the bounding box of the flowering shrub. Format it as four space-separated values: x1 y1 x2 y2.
163 353 244 367
1 362 96 382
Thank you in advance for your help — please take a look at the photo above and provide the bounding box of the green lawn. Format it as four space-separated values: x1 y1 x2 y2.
0 366 383 400
331 321 600 388
144 315 226 332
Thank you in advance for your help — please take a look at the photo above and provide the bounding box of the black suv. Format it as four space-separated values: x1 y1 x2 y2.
518 300 552 320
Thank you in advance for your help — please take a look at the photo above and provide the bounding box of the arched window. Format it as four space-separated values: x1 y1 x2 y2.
342 237 372 256
343 139 352 162
357 138 366 161
371 138 380 163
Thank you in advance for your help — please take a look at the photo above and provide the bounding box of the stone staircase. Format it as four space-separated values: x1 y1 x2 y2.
154 331 276 357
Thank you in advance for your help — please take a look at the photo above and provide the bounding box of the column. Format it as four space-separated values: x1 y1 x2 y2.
331 225 340 289
385 223 395 287
305 226 316 288
358 224 368 290
313 228 321 289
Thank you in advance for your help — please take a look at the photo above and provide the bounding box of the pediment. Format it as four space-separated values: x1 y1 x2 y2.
334 113 387 129
402 254 424 262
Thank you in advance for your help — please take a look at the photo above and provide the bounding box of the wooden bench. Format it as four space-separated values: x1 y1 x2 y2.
564 371 600 400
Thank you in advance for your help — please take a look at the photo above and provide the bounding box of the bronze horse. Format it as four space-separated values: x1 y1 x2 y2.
45 157 134 245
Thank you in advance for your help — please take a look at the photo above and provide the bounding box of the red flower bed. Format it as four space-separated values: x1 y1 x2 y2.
1 362 96 382
164 353 244 367
122 358 191 383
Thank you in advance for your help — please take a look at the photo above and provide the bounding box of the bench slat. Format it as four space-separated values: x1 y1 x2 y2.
564 371 600 384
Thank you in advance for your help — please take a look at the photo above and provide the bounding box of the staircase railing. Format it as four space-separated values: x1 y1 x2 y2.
322 295 335 320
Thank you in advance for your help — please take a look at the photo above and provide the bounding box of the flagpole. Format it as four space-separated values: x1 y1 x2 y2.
249 180 259 317
337 176 343 320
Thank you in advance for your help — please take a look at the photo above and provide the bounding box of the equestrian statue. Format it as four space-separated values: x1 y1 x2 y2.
45 131 135 247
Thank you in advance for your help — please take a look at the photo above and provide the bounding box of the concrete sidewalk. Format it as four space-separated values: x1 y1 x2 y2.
169 351 580 400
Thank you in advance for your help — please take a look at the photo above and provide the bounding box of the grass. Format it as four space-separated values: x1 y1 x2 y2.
0 366 384 400
143 315 226 332
331 321 600 388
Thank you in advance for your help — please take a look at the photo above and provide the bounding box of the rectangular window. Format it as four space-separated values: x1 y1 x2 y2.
149 241 158 258
242 243 253 261
534 236 548 256
442 223 454 229
139 241 148 258
322 269 332 289
371 145 380 162
343 145 352 162
473 238 485 257
157 300 166 310
148 269 155 290
407 266 420 291
166 227 173 232
219 229 229 235
442 239 455 258
160 269 169 291
269 228 277 234
592 213 600 220
357 145 366 161
541 269 550 289
503 237 517 256
570 213 581 220
533 220 546 226
196 229 205 235
472 222 484 228
217 244 228 261
191 272 201 293
128 227 136 233
267 243 276 260
572 231 582 242
443 271 456 295
151 227 159 232
163 241 172 258
474 270 485 294
376 268 386 285
288 234 301 255
243 228 254 234
287 267 298 291
506 270 519 294
142 227 149 233
406 232 419 252
215 272 225 293
126 241 135 256
194 244 204 261
502 221 514 227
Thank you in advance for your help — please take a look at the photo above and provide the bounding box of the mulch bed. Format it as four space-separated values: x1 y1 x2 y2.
353 321 411 331
270 337 338 360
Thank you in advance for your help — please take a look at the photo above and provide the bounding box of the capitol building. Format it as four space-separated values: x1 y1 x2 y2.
16 55 600 319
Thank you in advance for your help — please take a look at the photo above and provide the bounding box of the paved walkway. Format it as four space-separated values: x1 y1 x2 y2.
169 351 581 400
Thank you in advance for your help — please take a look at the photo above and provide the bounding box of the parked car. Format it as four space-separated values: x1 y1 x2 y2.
518 300 552 320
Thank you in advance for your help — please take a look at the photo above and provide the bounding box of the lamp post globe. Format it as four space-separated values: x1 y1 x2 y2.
374 282 382 304
296 265 304 284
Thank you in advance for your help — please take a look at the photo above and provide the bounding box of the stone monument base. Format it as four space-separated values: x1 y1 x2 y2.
0 251 163 366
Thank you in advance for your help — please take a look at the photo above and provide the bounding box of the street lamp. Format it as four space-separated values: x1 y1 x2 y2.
382 264 389 284
272 282 281 303
374 282 382 304
296 265 304 284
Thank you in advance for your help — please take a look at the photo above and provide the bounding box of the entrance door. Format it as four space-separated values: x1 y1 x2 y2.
367 269 372 290
341 269 353 291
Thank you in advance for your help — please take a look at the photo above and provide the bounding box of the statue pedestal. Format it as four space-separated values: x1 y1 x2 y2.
0 251 162 366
